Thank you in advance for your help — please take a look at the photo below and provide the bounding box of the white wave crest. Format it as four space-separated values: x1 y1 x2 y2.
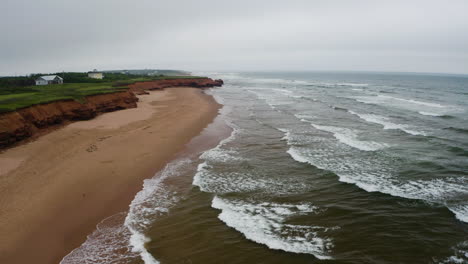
377 95 447 108
212 196 334 259
294 113 316 122
348 111 426 136
124 158 193 264
337 83 369 87
192 122 240 191
278 128 292 141
287 146 468 224
311 124 388 151
449 205 468 223
241 77 313 86
418 111 445 117
60 213 139 264
438 240 468 264
349 95 457 117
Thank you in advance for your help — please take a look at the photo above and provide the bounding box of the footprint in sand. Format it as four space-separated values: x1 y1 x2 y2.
86 144 98 152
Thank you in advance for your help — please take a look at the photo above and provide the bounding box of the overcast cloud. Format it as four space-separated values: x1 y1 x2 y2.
1 0 468 75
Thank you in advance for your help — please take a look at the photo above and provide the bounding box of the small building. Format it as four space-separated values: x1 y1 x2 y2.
35 75 63 85
88 70 104 79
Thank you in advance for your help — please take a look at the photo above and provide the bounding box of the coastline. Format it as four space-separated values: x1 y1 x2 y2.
0 77 223 149
0 87 222 264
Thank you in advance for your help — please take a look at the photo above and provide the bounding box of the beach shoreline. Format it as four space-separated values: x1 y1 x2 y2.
0 87 222 264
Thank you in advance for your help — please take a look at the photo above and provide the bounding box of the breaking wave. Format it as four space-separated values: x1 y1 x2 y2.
311 124 388 151
285 145 468 224
377 95 448 108
348 111 426 136
212 196 334 260
124 159 193 264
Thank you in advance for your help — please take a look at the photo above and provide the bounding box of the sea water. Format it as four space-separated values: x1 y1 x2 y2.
62 72 468 264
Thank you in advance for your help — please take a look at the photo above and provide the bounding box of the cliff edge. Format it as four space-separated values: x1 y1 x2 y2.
126 78 223 94
0 77 223 149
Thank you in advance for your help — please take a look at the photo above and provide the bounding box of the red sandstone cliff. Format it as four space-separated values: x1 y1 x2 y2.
0 77 223 149
0 90 138 149
125 78 223 95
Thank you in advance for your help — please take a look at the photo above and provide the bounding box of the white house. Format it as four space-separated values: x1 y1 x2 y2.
35 75 63 85
88 70 104 79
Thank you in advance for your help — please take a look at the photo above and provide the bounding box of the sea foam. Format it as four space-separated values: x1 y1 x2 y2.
212 196 334 260
311 124 388 151
124 158 193 264
348 111 426 136
60 158 192 264
377 95 447 108
60 213 139 264
349 95 458 118
286 145 468 224
438 240 468 264
193 119 336 259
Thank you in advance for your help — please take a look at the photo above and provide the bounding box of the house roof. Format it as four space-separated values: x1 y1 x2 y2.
38 75 62 81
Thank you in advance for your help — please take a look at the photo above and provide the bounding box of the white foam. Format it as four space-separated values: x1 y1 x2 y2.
306 81 368 88
311 124 388 151
287 146 468 224
248 89 294 109
438 241 468 264
443 256 468 264
350 95 456 117
378 95 447 108
124 158 193 264
212 196 333 259
287 147 311 164
348 111 426 136
204 88 225 105
194 165 278 194
194 124 311 194
237 77 313 86
273 88 293 95
60 213 139 264
61 158 196 264
128 232 158 264
449 205 468 223
192 161 206 187
294 113 316 122
280 129 291 141
273 88 308 100
337 83 369 87
199 125 239 161
193 122 241 191
418 111 445 117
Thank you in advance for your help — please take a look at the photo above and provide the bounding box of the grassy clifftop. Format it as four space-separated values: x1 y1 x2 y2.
0 74 207 113
0 83 128 113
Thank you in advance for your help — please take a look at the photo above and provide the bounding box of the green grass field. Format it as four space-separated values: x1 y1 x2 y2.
0 83 129 113
0 75 207 113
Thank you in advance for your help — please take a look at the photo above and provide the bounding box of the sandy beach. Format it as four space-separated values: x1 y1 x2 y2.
0 87 221 264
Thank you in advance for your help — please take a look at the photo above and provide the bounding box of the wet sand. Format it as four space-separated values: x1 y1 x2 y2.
0 88 221 264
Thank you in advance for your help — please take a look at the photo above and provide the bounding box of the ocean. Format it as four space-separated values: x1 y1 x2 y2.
62 72 468 264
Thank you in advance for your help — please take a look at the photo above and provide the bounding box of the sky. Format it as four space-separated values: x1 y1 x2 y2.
1 0 468 75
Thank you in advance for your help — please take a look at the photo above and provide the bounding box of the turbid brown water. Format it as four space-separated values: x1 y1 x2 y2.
22 72 468 264
131 72 467 264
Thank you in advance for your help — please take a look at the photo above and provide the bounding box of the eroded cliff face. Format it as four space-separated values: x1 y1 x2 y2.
0 78 224 149
127 78 223 94
0 91 138 149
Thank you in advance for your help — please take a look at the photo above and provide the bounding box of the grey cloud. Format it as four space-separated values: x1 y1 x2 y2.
1 0 467 75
